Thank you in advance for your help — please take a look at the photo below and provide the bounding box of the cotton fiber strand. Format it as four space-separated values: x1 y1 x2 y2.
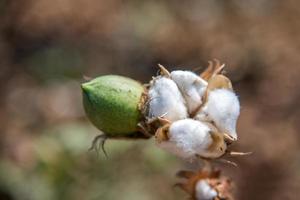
170 70 208 114
156 119 213 160
148 77 188 121
196 89 240 139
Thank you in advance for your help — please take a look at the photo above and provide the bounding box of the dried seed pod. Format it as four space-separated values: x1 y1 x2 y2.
170 70 208 115
176 169 234 200
155 119 227 160
82 75 147 137
147 76 188 122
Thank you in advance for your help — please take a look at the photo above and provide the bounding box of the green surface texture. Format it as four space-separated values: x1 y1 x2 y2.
82 75 144 136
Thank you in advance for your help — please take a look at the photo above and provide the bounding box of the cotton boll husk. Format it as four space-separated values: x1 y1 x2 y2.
148 77 188 122
170 70 208 114
195 180 218 200
195 89 240 140
156 119 213 160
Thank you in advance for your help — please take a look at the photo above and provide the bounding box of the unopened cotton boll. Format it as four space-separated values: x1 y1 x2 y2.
170 70 208 114
82 75 146 136
195 89 240 140
156 119 226 160
195 180 218 200
148 77 188 122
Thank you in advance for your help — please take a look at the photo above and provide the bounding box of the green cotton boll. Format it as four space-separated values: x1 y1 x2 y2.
81 75 146 137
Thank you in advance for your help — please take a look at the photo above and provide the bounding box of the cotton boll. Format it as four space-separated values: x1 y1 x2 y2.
176 169 234 200
168 119 212 156
170 70 208 114
196 89 240 140
148 77 188 122
195 180 218 200
156 119 226 160
157 119 212 160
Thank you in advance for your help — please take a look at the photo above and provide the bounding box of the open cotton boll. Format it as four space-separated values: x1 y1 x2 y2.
170 70 208 114
195 180 218 200
148 77 188 122
176 169 233 200
156 119 213 160
195 89 240 140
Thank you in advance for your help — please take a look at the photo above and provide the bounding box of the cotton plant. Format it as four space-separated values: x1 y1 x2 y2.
81 59 249 200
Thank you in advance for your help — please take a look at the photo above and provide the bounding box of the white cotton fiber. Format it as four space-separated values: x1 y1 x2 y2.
195 89 240 140
195 180 217 200
156 119 213 160
148 77 188 122
170 70 208 114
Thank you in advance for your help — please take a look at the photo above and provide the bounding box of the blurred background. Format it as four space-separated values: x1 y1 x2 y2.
0 0 300 199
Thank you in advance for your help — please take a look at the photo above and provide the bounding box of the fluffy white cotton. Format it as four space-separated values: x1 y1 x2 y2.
195 180 217 200
156 119 213 160
195 89 240 140
148 77 188 122
170 70 208 114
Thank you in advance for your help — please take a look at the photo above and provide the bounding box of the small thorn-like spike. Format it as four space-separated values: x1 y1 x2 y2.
200 61 215 80
228 151 252 156
218 159 238 167
200 59 226 81
212 63 225 76
158 64 171 77
224 133 237 144
157 116 171 125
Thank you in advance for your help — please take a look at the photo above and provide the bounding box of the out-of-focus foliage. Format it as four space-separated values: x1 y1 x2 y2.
0 122 180 200
0 0 300 200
